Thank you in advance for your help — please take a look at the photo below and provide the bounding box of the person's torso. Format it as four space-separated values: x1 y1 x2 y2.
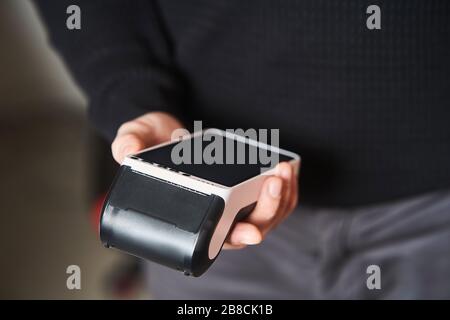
156 0 450 206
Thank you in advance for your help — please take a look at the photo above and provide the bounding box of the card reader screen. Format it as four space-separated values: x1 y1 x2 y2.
135 131 295 187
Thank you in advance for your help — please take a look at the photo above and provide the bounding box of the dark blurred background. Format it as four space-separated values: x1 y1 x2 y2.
0 0 142 299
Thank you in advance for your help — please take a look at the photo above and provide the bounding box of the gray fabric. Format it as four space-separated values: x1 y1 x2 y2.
144 189 450 299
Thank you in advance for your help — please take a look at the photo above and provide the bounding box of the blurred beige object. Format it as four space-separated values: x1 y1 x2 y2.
0 0 86 118
0 0 128 299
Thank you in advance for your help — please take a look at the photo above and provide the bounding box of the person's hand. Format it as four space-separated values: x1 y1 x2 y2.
223 162 299 250
111 111 184 163
111 112 299 250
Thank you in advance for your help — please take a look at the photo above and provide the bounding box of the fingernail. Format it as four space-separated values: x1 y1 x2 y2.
239 234 261 245
121 145 133 156
281 166 291 180
269 179 282 198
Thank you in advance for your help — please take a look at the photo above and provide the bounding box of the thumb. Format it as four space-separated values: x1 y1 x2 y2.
111 112 185 164
111 133 146 163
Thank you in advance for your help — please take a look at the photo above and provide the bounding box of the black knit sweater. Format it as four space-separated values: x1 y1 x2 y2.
35 0 450 207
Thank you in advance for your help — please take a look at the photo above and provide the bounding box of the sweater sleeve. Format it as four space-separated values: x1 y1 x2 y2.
33 0 187 142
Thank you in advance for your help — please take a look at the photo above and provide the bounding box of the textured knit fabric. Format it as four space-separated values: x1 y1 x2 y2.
34 0 450 207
